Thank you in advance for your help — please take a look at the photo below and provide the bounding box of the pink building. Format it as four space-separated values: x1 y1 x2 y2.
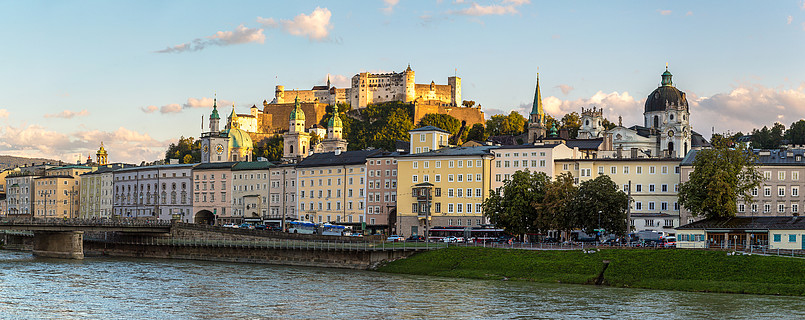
192 162 235 225
366 152 400 235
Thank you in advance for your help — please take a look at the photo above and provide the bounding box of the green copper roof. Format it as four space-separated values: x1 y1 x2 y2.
661 66 673 86
327 104 342 128
548 122 558 137
210 98 220 120
530 73 544 117
289 95 305 122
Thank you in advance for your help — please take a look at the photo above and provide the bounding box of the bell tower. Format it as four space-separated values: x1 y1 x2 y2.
527 72 547 143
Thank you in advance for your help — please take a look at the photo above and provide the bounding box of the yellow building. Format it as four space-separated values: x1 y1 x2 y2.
409 126 451 154
34 175 80 218
396 145 496 237
296 149 382 231
554 157 682 234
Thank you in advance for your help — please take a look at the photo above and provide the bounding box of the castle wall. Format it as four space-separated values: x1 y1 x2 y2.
413 103 485 129
263 102 329 133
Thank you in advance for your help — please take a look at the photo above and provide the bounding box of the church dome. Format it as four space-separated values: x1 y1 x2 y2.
644 68 688 113
289 95 305 122
228 127 253 150
327 105 342 128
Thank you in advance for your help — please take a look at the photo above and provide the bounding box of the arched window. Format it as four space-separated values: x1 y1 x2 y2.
290 145 294 154
668 141 674 155
653 115 659 128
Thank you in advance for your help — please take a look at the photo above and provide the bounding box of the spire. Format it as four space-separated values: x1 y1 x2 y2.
661 64 673 86
210 95 220 120
289 94 305 122
327 74 331 88
548 122 558 137
530 72 544 123
328 104 342 129
229 104 239 129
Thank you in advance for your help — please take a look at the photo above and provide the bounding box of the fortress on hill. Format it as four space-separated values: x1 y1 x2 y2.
229 65 485 136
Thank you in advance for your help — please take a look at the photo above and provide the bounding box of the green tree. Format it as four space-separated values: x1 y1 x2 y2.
572 175 629 237
536 172 578 235
253 135 283 162
560 112 581 139
751 123 785 149
417 113 461 136
465 123 487 142
601 118 617 130
486 111 527 136
164 136 200 163
786 120 805 145
461 100 476 108
347 101 414 151
678 140 763 219
545 114 559 130
483 170 550 238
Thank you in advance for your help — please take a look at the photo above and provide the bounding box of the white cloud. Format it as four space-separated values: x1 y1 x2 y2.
382 0 400 14
260 7 333 41
141 105 158 113
448 0 529 16
788 15 793 24
556 84 574 95
159 104 183 114
691 84 805 134
659 10 672 16
0 109 9 119
142 97 231 115
156 24 265 53
324 74 351 88
503 0 529 5
0 125 169 164
44 109 90 119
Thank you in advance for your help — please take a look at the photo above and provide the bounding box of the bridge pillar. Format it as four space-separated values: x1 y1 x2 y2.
32 231 84 259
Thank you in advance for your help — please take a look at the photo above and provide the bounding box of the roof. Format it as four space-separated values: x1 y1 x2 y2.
192 162 238 170
409 126 451 134
493 143 563 150
367 151 406 158
631 212 678 218
487 133 528 146
626 125 653 138
115 163 197 173
232 161 273 171
681 149 699 166
682 148 805 167
677 216 805 231
35 175 74 179
555 157 682 163
297 150 384 168
50 165 91 170
645 69 688 113
691 131 711 148
565 138 604 150
80 164 132 176
398 145 498 158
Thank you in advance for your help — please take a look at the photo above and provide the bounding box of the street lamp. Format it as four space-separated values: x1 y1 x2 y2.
38 190 49 221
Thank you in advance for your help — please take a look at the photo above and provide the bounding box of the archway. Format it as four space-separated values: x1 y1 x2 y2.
668 141 674 156
194 210 215 225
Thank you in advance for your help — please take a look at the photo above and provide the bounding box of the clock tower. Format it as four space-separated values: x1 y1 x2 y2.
200 97 230 163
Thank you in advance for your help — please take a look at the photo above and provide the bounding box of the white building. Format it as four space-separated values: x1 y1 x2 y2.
113 164 195 221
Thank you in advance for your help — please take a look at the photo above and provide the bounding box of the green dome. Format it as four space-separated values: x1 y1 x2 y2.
210 98 220 119
289 95 305 122
548 123 558 137
327 105 342 128
228 127 253 150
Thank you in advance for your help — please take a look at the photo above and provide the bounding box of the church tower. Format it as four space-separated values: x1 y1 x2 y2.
200 97 230 163
644 65 691 158
320 104 349 153
282 95 312 162
96 142 108 166
527 73 547 143
577 107 605 139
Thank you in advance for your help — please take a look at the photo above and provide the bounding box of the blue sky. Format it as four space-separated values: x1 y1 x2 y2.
1 0 804 163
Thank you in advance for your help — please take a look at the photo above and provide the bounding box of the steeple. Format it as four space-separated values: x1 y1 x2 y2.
661 64 673 86
548 122 558 137
209 95 220 132
228 104 239 129
96 141 108 165
289 94 306 133
327 74 331 88
530 73 544 122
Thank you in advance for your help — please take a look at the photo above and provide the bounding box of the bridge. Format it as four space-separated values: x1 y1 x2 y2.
0 219 438 268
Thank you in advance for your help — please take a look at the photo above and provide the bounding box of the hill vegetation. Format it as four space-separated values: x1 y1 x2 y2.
0 155 62 170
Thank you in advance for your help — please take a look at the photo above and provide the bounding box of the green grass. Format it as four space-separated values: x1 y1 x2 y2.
377 247 805 296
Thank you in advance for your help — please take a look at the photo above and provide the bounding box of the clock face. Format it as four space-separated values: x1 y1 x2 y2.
203 145 209 153
668 130 674 137
216 144 224 155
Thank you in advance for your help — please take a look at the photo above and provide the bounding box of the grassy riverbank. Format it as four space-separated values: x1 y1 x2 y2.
377 247 805 296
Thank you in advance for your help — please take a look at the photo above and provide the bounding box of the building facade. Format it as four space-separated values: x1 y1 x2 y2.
491 143 575 192
268 164 297 227
230 161 273 225
79 166 120 219
34 175 79 219
192 162 235 225
366 152 400 235
113 164 195 222
409 126 450 155
6 174 38 217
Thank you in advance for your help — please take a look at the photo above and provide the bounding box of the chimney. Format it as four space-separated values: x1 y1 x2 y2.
630 148 638 159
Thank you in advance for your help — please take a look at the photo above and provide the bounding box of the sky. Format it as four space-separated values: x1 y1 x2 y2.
1 0 804 164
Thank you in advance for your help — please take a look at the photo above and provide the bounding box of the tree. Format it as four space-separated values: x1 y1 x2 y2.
560 112 581 139
751 123 785 149
572 175 629 237
786 120 805 145
483 170 550 238
164 136 200 163
417 113 461 136
678 140 763 219
536 172 577 235
601 118 617 130
486 111 526 136
465 123 487 142
461 100 476 108
253 135 283 162
347 101 414 151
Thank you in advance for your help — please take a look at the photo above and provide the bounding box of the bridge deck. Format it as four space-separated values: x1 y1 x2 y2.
0 218 172 233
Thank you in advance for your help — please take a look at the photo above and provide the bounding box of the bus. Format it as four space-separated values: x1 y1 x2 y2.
321 224 346 236
428 226 505 243
287 221 318 234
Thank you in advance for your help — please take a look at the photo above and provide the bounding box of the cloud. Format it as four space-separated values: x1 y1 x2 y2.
551 34 561 39
141 105 158 113
156 24 265 53
0 125 170 164
0 109 8 119
449 0 529 16
686 11 693 16
556 84 574 95
659 10 672 16
159 104 183 114
324 74 351 88
44 109 90 119
802 0 805 9
788 15 793 24
382 0 400 14
260 7 333 41
142 97 232 115
691 84 805 134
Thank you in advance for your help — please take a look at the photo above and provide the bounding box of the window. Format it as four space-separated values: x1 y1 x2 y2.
752 187 758 196
412 175 418 183
764 203 771 213
779 171 785 181
764 187 771 197
662 166 668 174
793 203 799 214
448 203 454 213
635 202 642 210
581 168 591 177
646 219 654 227
636 184 642 192
448 189 454 197
436 161 441 168
476 174 481 181
623 166 629 174
751 203 757 212
496 174 501 182
449 161 454 168
790 234 797 242
773 234 781 242
598 167 605 175
476 160 482 167
476 189 482 197
661 202 668 211
448 174 454 182
435 174 441 182
779 186 785 197
794 171 800 180
794 186 800 197
649 166 656 174
738 204 745 212
610 166 616 174
661 184 668 192
563 164 569 171
435 203 441 213
636 166 642 174
779 203 785 213
420 133 425 142
764 171 772 180
413 161 418 169
457 203 462 213
649 185 655 192
648 202 655 210
540 160 546 167
457 160 463 168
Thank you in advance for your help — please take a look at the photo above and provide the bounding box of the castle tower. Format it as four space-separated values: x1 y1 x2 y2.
578 107 605 139
275 85 286 104
283 95 312 162
448 76 461 107
200 96 229 163
404 64 416 103
527 73 547 143
96 142 108 165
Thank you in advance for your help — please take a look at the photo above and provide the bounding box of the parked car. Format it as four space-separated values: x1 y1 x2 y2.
541 237 559 243
406 235 425 242
386 235 405 242
269 226 283 232
496 236 514 243
239 223 253 229
443 236 458 243
663 236 676 248
222 223 236 228
254 224 267 230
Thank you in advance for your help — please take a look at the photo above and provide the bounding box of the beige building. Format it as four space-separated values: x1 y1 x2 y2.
366 151 400 235
491 143 575 193
397 145 496 237
409 126 451 154
34 175 80 219
555 157 683 233
192 162 235 225
231 161 272 225
268 164 297 227
80 165 125 219
296 150 382 231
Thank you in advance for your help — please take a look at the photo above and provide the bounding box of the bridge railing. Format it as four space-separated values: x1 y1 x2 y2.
84 235 447 252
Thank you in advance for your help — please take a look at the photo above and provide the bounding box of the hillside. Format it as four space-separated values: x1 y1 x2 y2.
0 155 62 170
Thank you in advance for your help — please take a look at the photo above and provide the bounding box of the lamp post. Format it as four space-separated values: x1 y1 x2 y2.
598 210 602 243
38 189 49 221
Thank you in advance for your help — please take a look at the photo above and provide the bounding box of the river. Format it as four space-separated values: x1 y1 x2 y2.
0 250 803 319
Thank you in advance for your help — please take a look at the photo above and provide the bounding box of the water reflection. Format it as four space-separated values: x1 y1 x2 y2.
0 251 803 319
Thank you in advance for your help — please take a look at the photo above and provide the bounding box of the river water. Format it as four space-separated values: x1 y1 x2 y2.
0 251 803 319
